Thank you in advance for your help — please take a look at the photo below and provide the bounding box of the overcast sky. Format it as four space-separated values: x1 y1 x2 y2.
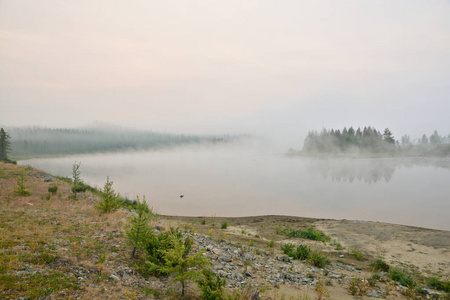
1 0 449 146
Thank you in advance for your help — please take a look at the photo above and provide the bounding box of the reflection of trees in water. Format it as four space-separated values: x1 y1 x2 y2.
305 158 450 184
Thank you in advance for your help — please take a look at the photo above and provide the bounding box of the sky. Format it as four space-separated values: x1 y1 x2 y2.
1 0 450 147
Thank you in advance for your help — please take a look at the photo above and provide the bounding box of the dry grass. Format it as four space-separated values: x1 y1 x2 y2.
0 162 150 299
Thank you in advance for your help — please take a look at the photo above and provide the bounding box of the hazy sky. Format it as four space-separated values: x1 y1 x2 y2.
1 0 449 146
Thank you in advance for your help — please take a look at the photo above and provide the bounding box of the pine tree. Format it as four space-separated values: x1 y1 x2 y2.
0 128 12 162
71 162 82 200
126 195 155 258
429 130 442 145
14 171 31 196
146 233 209 297
383 128 395 145
95 176 121 213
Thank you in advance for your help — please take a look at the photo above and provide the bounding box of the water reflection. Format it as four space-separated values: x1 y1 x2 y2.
304 157 450 184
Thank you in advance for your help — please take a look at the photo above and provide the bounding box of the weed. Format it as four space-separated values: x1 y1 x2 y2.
350 248 364 260
348 276 368 296
315 277 329 300
201 219 206 225
125 289 137 300
96 252 107 264
369 272 381 286
221 222 228 229
267 240 275 248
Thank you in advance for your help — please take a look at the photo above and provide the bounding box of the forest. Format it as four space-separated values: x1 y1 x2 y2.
299 126 450 157
5 126 235 157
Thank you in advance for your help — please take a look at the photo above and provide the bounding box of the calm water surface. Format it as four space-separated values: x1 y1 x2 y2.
21 144 450 230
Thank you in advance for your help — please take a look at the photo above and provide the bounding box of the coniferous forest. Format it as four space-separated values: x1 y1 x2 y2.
5 126 236 158
298 126 450 157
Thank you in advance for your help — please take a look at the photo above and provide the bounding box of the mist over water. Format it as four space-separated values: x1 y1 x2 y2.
21 142 450 231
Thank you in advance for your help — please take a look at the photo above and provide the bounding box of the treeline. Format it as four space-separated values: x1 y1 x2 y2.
300 126 450 156
6 126 236 157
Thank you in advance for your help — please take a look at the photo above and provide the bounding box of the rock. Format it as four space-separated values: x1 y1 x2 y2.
109 274 120 281
218 270 228 278
219 253 232 263
43 176 55 182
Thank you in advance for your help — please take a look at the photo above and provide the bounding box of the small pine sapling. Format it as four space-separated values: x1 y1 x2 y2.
14 171 31 196
126 195 155 258
71 162 82 200
95 176 121 213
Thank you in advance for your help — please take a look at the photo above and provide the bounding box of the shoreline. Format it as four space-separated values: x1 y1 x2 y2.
1 161 449 298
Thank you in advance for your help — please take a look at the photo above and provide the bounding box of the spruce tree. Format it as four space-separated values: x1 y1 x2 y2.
14 171 31 196
71 161 82 199
95 176 121 213
0 128 12 162
126 195 154 258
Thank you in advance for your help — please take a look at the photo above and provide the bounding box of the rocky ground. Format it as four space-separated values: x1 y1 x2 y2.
0 162 449 299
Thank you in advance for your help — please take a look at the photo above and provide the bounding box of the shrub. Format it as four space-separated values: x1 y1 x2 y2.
281 243 312 261
220 222 228 229
283 226 330 242
295 244 311 260
281 243 295 256
267 240 275 248
48 185 58 194
309 250 331 268
371 258 390 272
428 277 450 292
389 268 415 287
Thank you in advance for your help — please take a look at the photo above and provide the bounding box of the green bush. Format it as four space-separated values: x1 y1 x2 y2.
309 250 330 268
371 258 390 272
281 243 312 261
220 222 228 229
282 226 330 242
48 185 58 194
294 244 311 260
429 277 450 292
389 268 415 287
281 243 295 256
